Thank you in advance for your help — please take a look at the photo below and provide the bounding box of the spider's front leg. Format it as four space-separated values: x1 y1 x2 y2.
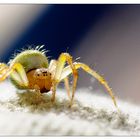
0 63 9 80
51 53 78 105
0 62 28 88
48 60 71 100
60 62 118 108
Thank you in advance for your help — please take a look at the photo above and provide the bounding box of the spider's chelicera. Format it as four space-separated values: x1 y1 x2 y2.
0 46 117 107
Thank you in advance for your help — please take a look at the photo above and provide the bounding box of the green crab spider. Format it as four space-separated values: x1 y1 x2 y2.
0 46 117 107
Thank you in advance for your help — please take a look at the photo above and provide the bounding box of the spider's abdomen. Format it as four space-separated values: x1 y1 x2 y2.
9 50 48 72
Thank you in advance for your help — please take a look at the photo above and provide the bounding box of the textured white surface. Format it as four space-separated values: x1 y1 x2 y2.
0 81 140 136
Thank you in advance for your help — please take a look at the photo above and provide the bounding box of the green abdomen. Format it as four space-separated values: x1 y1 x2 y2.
10 50 49 72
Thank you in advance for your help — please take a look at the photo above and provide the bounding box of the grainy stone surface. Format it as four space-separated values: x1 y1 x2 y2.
0 81 140 136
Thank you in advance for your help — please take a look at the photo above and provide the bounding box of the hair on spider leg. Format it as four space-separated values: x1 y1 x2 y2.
65 46 70 53
74 57 81 62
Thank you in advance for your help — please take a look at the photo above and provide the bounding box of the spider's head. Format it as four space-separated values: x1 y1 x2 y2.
34 68 52 79
27 68 53 93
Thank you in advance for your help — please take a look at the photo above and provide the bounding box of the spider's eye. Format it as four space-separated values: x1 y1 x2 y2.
42 71 48 76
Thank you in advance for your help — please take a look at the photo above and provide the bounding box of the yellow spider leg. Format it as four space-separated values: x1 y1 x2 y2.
0 63 9 75
48 60 57 78
48 60 57 102
64 77 71 99
10 71 25 86
53 53 78 105
60 62 118 108
51 82 56 102
0 63 7 69
0 63 10 82
0 62 28 87
10 63 29 87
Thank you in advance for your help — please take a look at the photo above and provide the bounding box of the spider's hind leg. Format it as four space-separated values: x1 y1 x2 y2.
60 62 118 108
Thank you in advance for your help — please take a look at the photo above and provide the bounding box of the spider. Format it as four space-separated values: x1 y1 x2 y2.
0 46 117 107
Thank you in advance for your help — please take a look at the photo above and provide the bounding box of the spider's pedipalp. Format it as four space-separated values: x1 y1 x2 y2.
60 62 118 108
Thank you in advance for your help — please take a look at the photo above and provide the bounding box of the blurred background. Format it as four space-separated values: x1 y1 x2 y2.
0 4 140 104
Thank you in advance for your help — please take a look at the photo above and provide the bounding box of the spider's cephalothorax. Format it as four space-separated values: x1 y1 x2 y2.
0 46 118 108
